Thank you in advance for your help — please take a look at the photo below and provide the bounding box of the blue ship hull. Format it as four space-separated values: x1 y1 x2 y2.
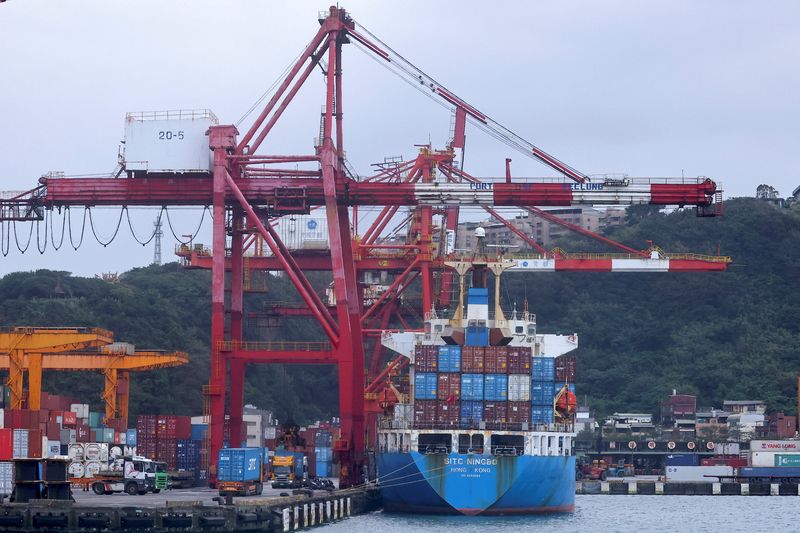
377 451 575 515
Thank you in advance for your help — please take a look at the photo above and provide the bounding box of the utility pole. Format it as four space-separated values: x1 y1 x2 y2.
153 215 163 265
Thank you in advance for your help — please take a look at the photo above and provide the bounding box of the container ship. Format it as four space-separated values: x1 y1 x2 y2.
377 252 579 515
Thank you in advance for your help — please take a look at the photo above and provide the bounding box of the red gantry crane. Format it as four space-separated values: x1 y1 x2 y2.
0 7 729 487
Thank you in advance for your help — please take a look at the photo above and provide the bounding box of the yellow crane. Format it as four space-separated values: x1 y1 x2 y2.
0 327 188 427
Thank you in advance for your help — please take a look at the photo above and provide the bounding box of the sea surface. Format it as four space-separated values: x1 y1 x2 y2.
322 495 793 532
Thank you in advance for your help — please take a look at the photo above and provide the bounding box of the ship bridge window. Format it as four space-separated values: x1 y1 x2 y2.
434 324 443 333
418 433 452 454
457 434 485 454
490 435 524 456
515 326 524 334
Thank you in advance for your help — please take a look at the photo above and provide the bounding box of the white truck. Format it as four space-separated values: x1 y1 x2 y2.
88 456 168 495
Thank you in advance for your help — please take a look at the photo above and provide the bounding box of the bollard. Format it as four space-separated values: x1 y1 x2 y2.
600 482 610 494
741 483 749 496
347 497 351 516
319 502 325 522
303 504 308 527
628 482 637 494
712 483 721 495
326 500 331 521
655 482 664 495
282 508 290 533
770 484 779 496
294 506 299 529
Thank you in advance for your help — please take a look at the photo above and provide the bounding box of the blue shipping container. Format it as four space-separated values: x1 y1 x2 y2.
314 431 332 448
484 374 508 401
126 429 137 446
531 382 556 405
414 373 438 400
317 461 331 478
531 406 554 424
460 401 483 424
191 424 207 442
465 327 489 347
218 448 262 482
532 358 555 381
461 374 485 401
315 447 333 462
739 467 800 478
665 454 699 467
467 288 489 305
437 346 462 372
177 439 201 472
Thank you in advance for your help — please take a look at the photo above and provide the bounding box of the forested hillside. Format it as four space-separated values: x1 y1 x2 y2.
502 198 800 416
0 198 797 422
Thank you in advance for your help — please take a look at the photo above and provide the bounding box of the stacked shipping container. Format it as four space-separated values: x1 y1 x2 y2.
412 343 547 429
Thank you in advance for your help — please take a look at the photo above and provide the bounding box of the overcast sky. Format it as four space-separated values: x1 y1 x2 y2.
1 1 797 277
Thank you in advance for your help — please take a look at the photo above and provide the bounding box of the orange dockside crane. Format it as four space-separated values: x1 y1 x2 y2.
0 327 188 428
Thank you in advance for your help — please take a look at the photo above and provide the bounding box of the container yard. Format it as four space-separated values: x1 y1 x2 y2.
1 1 797 531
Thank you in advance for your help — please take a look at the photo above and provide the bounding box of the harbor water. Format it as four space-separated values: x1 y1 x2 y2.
323 495 794 532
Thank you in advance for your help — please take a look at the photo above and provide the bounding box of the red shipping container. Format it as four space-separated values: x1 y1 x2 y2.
507 347 532 374
507 401 531 425
484 347 509 374
461 346 485 373
413 400 437 427
555 355 576 382
437 401 460 425
414 345 438 372
175 416 192 440
46 422 60 440
61 412 77 427
483 401 508 423
49 411 63 424
156 439 177 470
0 428 11 460
437 373 462 402
76 424 91 443
28 428 43 458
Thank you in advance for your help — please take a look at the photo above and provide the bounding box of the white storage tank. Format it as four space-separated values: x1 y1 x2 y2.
124 109 218 174
68 461 85 479
68 443 85 461
84 461 102 479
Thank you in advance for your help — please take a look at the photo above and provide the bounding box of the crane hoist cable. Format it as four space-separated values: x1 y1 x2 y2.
352 20 590 183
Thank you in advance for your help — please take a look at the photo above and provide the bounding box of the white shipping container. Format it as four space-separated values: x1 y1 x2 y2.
68 461 85 479
47 440 61 458
665 465 733 482
84 461 102 478
84 443 109 462
109 446 124 460
0 462 12 495
393 404 413 422
272 213 329 251
0 408 4 428
714 442 740 456
68 443 85 461
70 404 90 419
508 374 531 402
750 440 800 452
12 429 28 459
124 110 218 173
264 426 277 440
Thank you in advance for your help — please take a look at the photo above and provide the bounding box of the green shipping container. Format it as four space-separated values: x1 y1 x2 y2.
3 386 9 407
774 454 800 467
88 412 103 427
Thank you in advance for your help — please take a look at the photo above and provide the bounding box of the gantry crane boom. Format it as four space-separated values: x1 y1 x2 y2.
0 327 113 410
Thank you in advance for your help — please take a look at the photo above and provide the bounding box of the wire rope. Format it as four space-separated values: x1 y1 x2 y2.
164 206 209 245
88 206 125 247
35 216 48 254
50 208 67 251
12 219 34 253
126 207 163 246
68 207 87 250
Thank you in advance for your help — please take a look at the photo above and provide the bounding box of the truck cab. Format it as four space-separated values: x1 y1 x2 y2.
270 455 296 488
91 456 166 495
